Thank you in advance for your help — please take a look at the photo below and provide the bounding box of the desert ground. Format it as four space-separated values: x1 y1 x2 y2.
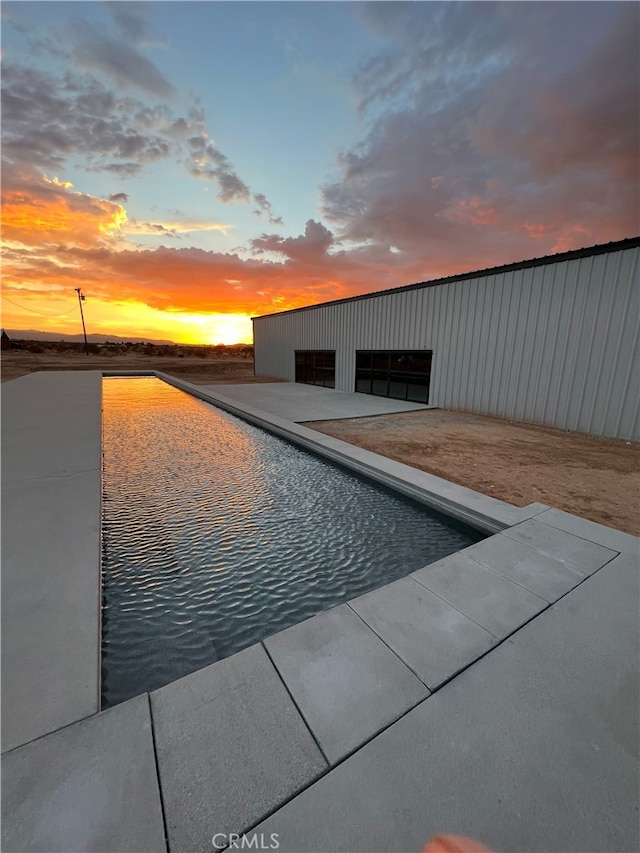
3 347 638 534
307 409 639 535
0 348 277 386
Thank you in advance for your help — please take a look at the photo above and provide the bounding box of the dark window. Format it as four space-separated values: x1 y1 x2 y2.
355 350 432 403
355 350 372 394
295 351 336 388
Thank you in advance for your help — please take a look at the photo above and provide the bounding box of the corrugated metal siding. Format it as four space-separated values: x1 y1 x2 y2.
253 246 640 439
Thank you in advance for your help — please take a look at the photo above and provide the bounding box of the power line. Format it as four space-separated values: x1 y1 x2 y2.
1 293 80 317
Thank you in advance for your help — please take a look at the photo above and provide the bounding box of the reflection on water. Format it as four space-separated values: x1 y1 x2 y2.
101 377 483 706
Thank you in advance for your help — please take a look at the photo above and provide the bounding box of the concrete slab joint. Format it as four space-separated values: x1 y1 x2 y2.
1 695 166 853
149 643 327 853
264 604 429 765
250 553 640 853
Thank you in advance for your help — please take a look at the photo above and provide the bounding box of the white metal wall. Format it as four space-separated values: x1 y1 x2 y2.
253 245 640 439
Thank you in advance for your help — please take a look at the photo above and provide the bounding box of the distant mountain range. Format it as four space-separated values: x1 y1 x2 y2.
5 329 176 345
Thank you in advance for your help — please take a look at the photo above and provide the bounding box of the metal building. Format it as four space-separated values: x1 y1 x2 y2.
252 237 640 440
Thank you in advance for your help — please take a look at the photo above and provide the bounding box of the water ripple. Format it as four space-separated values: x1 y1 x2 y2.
101 378 483 706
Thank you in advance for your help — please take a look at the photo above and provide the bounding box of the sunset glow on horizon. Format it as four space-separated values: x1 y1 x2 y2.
2 2 638 345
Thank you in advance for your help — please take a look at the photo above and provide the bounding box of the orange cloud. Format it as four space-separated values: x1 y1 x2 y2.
442 196 501 226
0 172 408 342
2 170 126 249
522 222 553 240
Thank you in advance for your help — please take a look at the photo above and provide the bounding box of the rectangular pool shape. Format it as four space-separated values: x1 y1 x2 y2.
101 378 484 706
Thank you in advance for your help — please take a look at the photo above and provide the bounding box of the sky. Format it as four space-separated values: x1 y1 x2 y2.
1 1 638 345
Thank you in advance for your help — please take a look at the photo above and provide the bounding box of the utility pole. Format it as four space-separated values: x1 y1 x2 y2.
75 288 89 355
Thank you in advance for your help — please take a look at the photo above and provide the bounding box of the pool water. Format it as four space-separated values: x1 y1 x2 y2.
101 378 483 706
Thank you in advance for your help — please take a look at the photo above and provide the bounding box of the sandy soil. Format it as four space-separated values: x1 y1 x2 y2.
306 409 640 535
0 351 282 385
4 351 638 534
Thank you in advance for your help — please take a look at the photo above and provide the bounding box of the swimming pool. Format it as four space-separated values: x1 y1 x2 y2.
101 377 483 706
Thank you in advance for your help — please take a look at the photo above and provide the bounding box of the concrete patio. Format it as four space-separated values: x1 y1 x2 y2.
199 379 432 421
2 372 638 853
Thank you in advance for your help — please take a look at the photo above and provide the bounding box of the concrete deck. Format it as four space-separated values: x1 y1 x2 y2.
2 695 165 853
199 380 431 421
1 371 102 753
255 552 639 853
2 372 638 853
150 644 327 853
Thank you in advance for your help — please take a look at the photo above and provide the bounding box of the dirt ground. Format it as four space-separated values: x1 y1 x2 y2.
306 409 640 535
3 351 638 534
0 350 281 386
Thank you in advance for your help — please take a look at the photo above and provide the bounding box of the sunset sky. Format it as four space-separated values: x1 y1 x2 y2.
2 1 638 344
